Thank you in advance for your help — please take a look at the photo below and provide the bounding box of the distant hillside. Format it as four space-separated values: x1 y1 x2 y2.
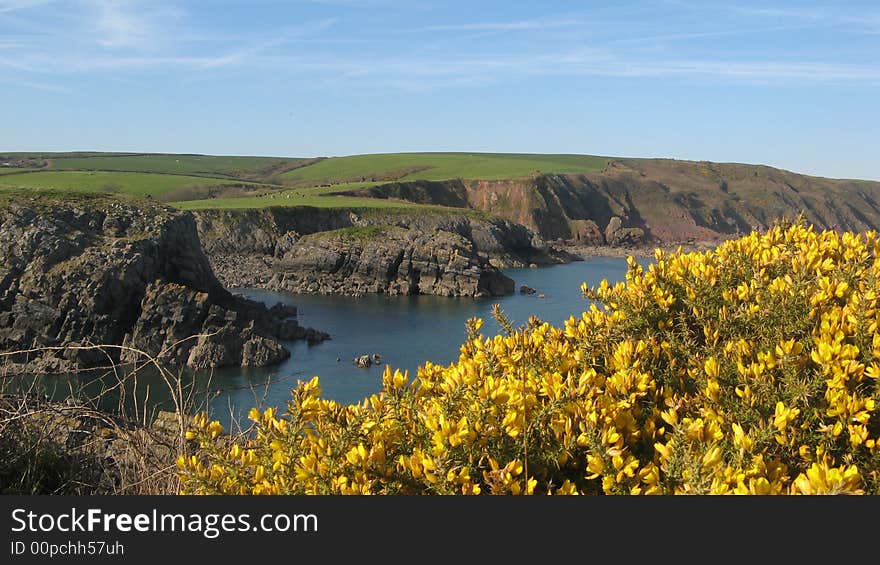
278 152 610 184
336 157 880 246
1 152 317 180
4 150 880 249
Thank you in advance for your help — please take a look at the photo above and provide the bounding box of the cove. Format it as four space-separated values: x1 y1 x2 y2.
200 256 643 423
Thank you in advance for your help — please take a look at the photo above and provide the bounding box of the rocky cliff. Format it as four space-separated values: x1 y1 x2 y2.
269 226 514 297
0 198 327 375
193 207 568 298
338 159 880 249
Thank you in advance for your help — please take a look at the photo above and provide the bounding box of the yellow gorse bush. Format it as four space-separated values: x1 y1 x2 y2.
178 220 880 494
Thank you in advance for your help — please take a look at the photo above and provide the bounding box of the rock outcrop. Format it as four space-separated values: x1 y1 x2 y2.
604 216 646 247
353 353 382 368
193 208 565 298
269 226 514 297
0 198 326 375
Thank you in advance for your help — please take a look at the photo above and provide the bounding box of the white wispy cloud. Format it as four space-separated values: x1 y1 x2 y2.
578 58 880 83
0 0 53 13
85 0 183 49
5 42 879 88
189 49 880 88
0 37 26 48
2 1 878 92
90 0 148 48
0 11 340 75
736 6 838 21
733 5 880 32
606 25 815 46
0 76 69 93
422 18 583 32
292 0 370 3
0 52 248 72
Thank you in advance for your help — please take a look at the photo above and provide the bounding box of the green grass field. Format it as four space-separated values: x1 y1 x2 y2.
0 168 39 176
0 151 615 211
172 191 435 210
280 152 610 183
0 171 267 198
42 153 312 178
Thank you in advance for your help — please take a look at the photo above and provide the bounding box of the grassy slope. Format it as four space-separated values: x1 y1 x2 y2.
0 153 480 210
44 153 310 178
0 152 610 204
0 188 156 211
0 171 266 198
173 190 451 211
280 152 610 183
0 153 430 210
169 178 497 211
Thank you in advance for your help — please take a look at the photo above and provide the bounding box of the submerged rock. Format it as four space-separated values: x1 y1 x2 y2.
354 354 372 367
353 353 383 368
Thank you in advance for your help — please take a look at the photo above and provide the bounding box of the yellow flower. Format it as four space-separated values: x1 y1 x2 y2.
177 224 880 496
773 402 800 432
704 357 720 378
701 446 723 469
207 421 224 439
792 461 863 495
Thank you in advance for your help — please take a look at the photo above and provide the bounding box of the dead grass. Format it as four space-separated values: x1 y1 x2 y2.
0 337 259 495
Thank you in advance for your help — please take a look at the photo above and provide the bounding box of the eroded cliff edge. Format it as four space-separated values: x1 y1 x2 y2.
193 207 570 298
0 198 327 375
337 159 880 250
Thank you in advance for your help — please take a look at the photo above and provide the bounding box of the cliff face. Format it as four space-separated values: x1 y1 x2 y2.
595 159 880 242
270 227 514 297
341 159 880 248
0 199 325 375
347 175 650 246
193 208 566 298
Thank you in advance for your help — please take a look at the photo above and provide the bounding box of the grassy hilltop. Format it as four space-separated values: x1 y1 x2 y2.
278 152 609 183
0 151 609 210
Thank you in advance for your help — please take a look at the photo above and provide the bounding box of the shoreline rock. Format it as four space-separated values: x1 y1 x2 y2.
192 208 564 298
0 200 327 375
268 226 515 298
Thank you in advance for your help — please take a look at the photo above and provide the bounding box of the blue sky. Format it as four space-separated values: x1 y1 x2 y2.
1 0 878 180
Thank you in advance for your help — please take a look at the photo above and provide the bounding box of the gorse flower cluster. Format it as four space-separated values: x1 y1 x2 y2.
178 220 880 494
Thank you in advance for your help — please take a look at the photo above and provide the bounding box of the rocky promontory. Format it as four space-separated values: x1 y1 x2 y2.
193 207 570 298
0 198 327 374
269 226 514 297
